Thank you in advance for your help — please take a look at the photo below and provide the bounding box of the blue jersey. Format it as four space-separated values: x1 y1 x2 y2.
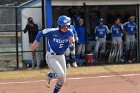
76 25 85 44
123 21 137 35
111 24 123 37
35 28 73 54
95 25 109 38
69 25 78 41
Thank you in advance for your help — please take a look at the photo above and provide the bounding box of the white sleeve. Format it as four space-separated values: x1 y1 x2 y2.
105 25 110 34
42 28 58 34
120 24 124 30
110 25 113 33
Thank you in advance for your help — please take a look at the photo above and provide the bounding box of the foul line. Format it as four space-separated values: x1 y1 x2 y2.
68 73 140 80
0 73 140 85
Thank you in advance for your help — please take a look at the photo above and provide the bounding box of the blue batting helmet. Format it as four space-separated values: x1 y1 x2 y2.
99 18 104 22
67 17 71 22
57 15 71 26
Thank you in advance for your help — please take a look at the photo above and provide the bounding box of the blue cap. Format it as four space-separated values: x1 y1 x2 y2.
99 18 104 22
57 15 71 26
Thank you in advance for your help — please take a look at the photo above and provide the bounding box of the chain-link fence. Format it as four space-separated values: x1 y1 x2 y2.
0 1 45 71
0 4 18 70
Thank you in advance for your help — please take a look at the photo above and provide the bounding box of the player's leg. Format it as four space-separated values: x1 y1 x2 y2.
108 37 117 63
77 44 82 65
108 38 115 63
132 35 136 62
117 37 123 62
115 37 122 62
94 40 100 62
29 43 35 69
71 47 78 67
45 54 65 89
100 38 106 53
70 42 77 67
53 55 67 93
125 35 131 62
65 48 71 68
129 35 136 63
80 44 85 66
35 45 40 69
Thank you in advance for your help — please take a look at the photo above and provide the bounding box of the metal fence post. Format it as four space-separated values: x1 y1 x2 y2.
15 2 19 69
136 4 140 62
42 0 46 65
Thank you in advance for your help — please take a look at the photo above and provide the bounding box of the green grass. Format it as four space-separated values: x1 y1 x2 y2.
0 63 140 80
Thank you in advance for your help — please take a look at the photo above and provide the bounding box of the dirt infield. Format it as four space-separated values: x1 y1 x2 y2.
0 73 140 93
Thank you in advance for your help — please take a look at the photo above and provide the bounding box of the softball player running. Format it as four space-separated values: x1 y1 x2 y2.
94 18 110 62
65 17 78 68
109 17 123 62
31 15 74 93
123 16 137 63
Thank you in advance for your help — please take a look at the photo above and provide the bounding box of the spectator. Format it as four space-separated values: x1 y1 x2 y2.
23 17 40 69
76 18 86 66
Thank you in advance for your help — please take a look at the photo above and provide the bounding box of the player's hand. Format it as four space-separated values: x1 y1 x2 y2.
74 36 78 43
69 36 74 47
95 37 98 40
122 31 128 35
30 40 38 52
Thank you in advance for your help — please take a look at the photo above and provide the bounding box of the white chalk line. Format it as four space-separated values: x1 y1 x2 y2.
0 73 140 85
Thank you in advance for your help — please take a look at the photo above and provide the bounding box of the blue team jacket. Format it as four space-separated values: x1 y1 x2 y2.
76 25 85 44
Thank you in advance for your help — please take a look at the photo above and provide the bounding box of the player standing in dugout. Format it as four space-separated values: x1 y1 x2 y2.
94 18 110 63
109 17 123 63
123 15 137 63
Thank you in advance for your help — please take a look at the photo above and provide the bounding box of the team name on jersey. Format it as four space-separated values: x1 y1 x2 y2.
53 38 68 43
113 28 120 31
128 24 135 28
98 29 105 31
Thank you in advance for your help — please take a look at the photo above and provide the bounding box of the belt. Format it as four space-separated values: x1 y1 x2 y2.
50 52 64 55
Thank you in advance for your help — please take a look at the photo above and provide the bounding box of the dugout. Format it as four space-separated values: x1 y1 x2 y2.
19 0 140 67
51 0 140 61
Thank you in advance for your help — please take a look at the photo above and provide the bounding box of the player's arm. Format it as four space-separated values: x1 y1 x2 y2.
134 23 137 38
35 24 39 32
30 31 43 51
120 24 126 34
134 23 137 33
122 22 128 35
23 25 28 33
68 31 74 51
105 25 110 34
94 27 98 40
72 26 79 43
31 40 38 51
30 29 51 51
76 27 81 43
110 25 113 33
69 36 74 51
